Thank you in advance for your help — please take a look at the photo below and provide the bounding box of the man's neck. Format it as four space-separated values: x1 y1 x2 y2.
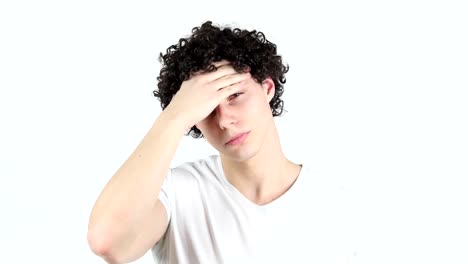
220 125 301 205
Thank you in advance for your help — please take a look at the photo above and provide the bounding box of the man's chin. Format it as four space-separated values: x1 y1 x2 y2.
220 148 258 163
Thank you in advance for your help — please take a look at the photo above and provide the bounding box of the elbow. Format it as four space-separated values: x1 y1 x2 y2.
87 229 122 264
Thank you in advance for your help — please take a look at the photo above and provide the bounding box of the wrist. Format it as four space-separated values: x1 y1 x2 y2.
157 110 191 134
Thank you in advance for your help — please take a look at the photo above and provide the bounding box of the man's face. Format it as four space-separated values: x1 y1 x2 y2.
195 76 276 162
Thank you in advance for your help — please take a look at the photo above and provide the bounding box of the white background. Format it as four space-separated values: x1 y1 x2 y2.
1 0 467 263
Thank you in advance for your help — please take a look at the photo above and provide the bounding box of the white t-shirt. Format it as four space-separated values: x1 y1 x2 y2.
152 155 359 264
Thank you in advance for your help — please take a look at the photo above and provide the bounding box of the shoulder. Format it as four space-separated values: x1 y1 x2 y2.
171 154 218 174
163 155 226 208
168 154 221 184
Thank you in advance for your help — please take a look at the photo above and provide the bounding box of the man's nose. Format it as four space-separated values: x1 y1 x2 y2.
215 104 236 129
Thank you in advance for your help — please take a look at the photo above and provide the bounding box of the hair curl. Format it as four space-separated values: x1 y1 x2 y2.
153 21 289 138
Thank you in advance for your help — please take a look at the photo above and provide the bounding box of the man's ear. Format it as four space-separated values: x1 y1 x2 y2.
261 77 275 103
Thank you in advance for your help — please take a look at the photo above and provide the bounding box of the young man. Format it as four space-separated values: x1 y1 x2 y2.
88 21 357 263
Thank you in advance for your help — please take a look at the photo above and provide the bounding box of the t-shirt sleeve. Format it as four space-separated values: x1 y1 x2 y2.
158 168 173 223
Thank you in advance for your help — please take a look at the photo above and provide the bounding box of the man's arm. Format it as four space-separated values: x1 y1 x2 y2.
87 112 185 263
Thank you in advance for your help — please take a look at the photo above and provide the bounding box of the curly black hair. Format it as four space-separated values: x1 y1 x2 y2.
153 21 289 138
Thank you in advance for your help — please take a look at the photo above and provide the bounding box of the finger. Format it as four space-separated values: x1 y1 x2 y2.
190 61 232 81
190 60 230 78
212 72 251 91
211 59 231 68
205 65 239 82
216 80 247 100
214 62 250 73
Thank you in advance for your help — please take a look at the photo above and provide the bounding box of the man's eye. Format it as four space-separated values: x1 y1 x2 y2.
229 93 242 101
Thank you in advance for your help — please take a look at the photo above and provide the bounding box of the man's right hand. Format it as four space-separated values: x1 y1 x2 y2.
163 60 251 131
